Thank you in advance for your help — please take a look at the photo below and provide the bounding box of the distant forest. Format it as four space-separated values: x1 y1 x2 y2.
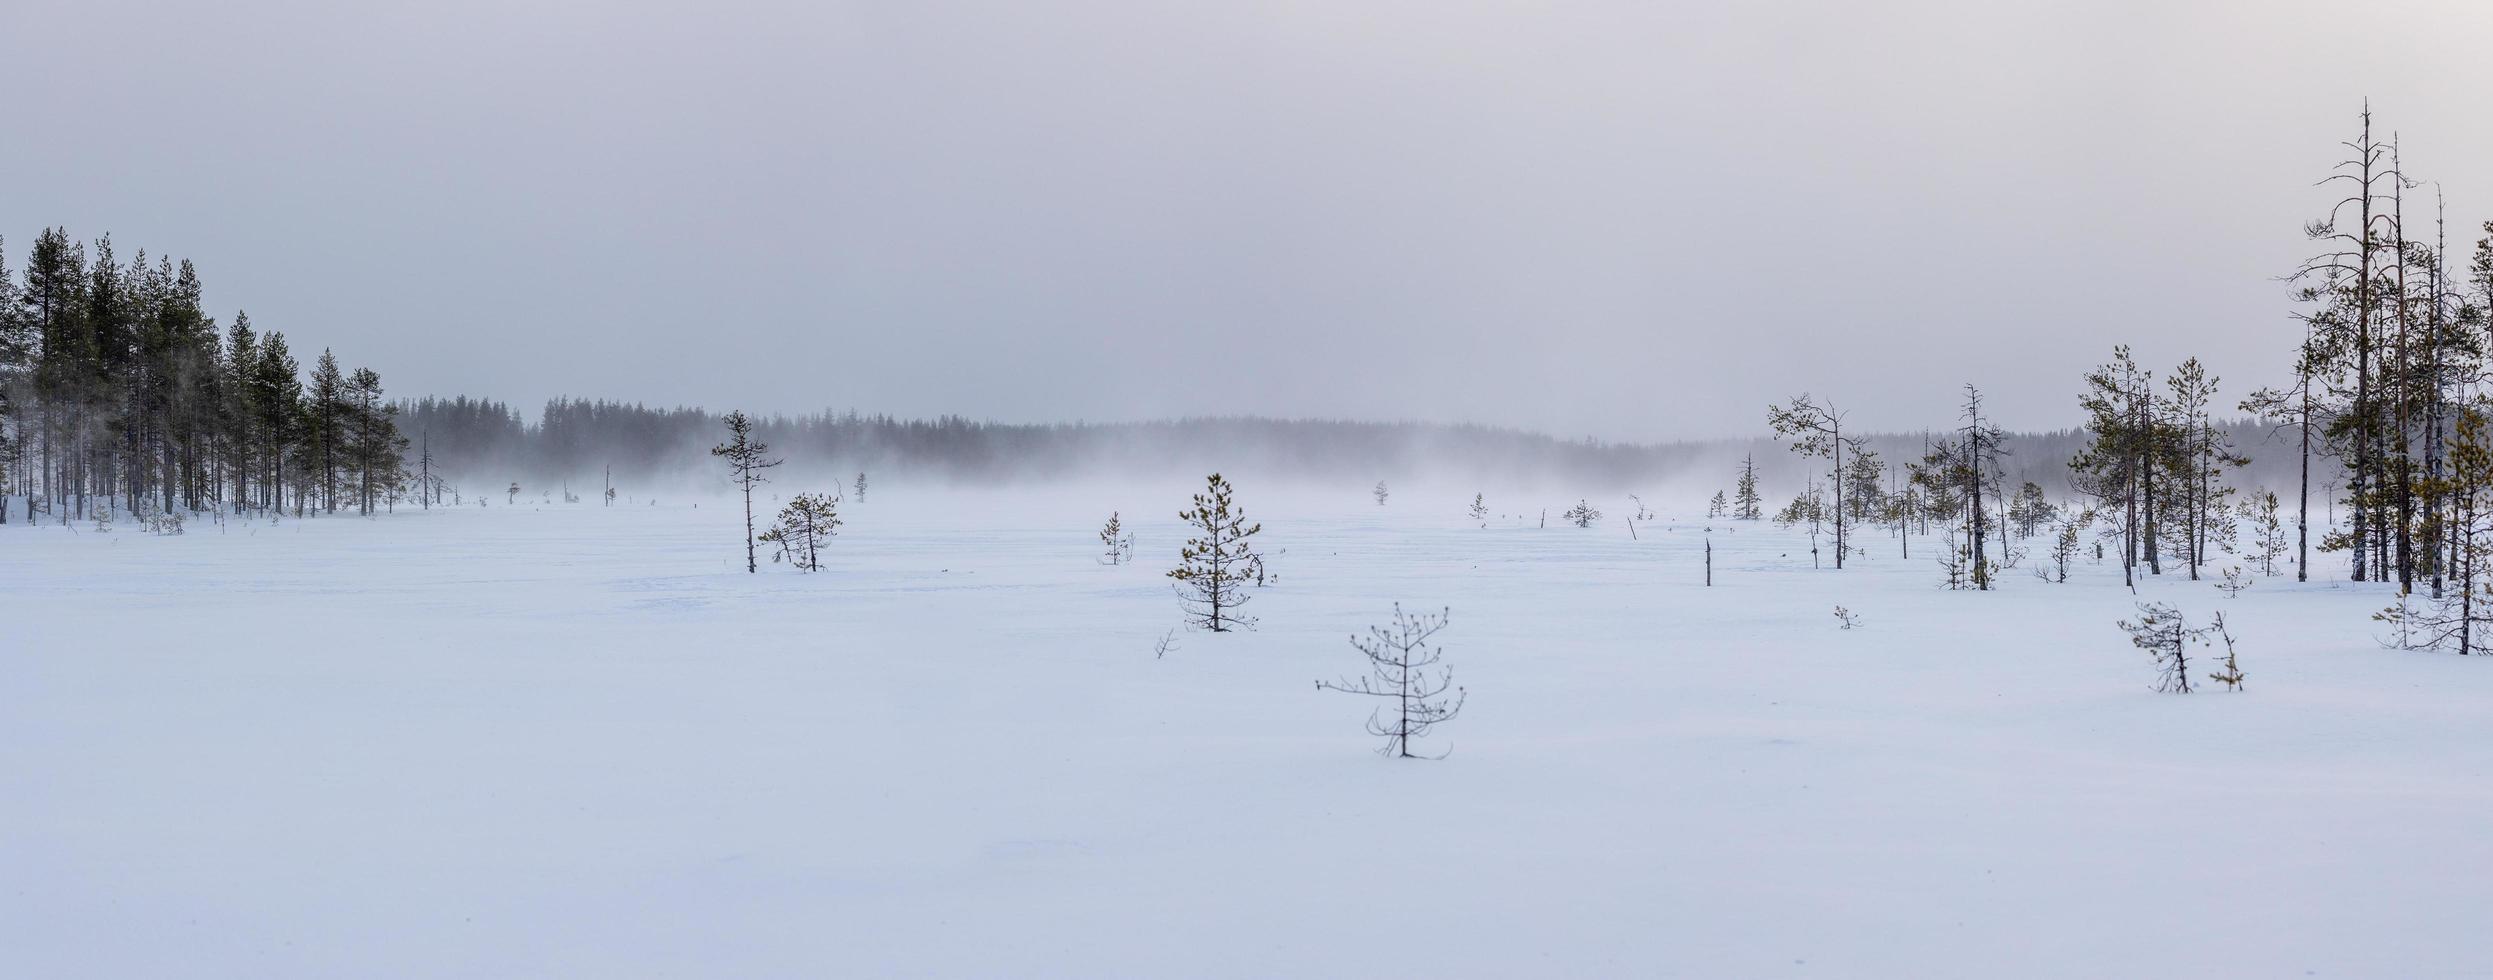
0 226 2333 527
399 394 2320 502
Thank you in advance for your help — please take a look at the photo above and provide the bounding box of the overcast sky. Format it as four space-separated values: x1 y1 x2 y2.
7 0 2492 440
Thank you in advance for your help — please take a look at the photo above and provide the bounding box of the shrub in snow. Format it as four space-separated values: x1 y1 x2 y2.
758 492 841 572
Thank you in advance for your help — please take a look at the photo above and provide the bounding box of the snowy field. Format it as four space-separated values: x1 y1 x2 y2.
5 485 2491 978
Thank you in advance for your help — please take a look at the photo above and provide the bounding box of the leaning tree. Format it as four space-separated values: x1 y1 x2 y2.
758 491 841 572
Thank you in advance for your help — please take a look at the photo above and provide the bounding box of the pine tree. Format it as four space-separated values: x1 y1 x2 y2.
1707 490 1727 519
1767 395 1864 566
1169 473 1262 632
1467 492 1488 527
2378 404 2493 653
1733 453 1764 521
2008 482 2057 539
1372 480 1388 506
711 410 783 573
308 348 345 513
253 331 302 515
2291 104 2402 584
2047 511 2084 583
1775 477 1828 568
345 366 404 515
1562 499 1601 528
2161 357 2247 580
2072 346 2157 588
2242 490 2288 576
1842 447 1885 530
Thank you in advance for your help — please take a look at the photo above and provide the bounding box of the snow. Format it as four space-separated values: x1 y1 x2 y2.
4 485 2489 977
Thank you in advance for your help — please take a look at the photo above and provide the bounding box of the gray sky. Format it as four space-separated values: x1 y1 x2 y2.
7 0 2491 440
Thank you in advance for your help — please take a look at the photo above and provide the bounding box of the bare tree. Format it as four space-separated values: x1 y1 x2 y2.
1315 604 1466 758
711 410 784 574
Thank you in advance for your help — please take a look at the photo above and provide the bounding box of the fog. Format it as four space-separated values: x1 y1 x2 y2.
7 0 2493 441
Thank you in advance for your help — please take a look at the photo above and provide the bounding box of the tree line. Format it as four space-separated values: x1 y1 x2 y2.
0 228 409 525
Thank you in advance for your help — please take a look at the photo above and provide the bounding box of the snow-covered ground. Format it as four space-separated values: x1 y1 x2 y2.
5 485 2489 978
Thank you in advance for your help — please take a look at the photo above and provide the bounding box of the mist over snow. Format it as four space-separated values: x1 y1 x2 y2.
8 1 2493 977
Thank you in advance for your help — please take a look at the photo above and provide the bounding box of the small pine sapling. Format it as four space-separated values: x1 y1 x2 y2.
1372 481 1389 506
2205 611 2245 691
2047 513 2084 583
854 472 868 502
1098 511 1134 565
1708 490 1727 519
1563 499 1602 528
1732 454 1765 521
2215 565 2250 598
1315 604 1466 758
1467 493 1488 528
1833 605 1861 630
